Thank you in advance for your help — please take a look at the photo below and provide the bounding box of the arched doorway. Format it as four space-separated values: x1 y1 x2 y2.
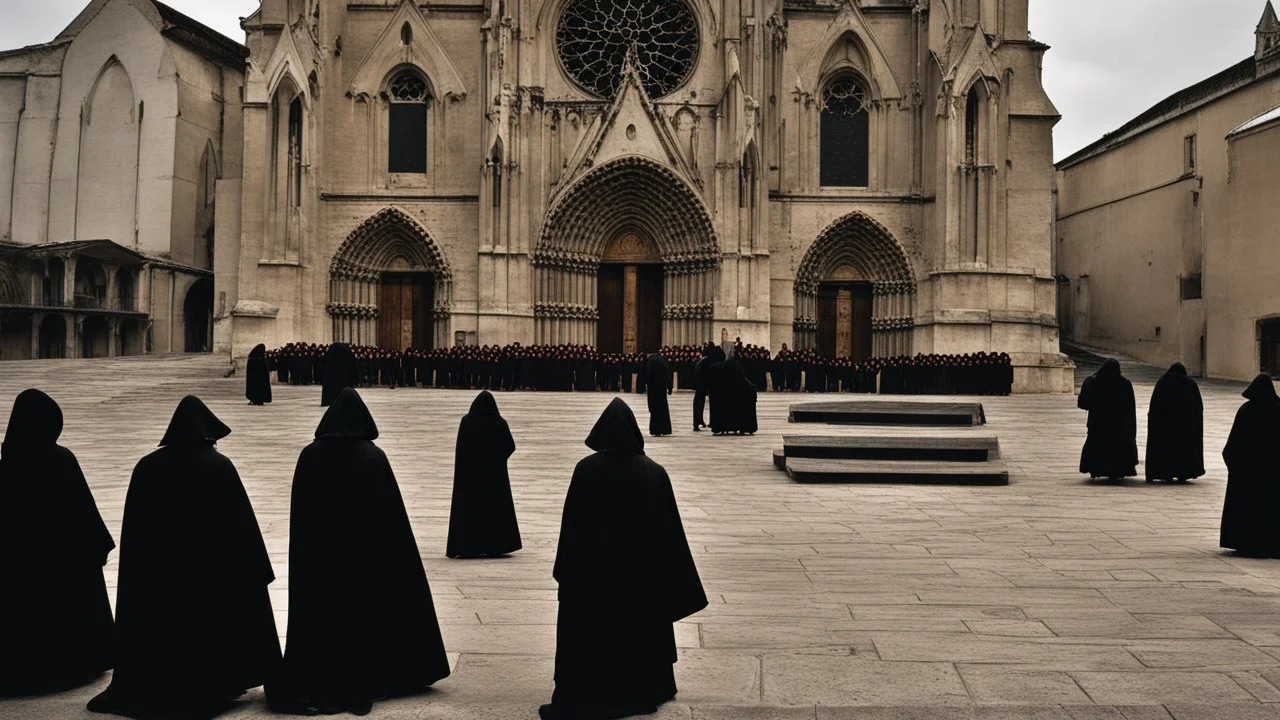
39 315 66 358
82 316 110 358
183 278 214 353
597 231 663 354
74 258 107 309
534 158 719 348
795 212 916 358
328 208 452 349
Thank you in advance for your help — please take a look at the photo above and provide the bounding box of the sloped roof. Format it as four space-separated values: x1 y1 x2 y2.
152 1 248 70
1057 56 1263 169
1229 103 1280 136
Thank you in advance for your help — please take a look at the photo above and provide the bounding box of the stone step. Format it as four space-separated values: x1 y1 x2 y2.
783 456 1010 485
788 400 986 426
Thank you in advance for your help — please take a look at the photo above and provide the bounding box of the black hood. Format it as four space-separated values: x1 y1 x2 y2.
585 398 645 455
159 395 231 447
1097 358 1121 378
1244 374 1278 402
326 343 355 362
468 390 501 416
3 388 63 451
1166 362 1188 377
249 344 266 359
315 387 379 441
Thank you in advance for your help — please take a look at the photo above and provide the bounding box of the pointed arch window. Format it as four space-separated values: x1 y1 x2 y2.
490 142 503 208
820 74 870 187
739 147 757 209
388 70 430 174
287 97 303 209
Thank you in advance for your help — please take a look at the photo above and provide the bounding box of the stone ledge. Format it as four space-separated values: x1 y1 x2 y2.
230 300 279 318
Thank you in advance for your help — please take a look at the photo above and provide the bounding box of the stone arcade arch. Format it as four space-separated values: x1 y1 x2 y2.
533 157 718 348
794 212 915 358
327 207 453 349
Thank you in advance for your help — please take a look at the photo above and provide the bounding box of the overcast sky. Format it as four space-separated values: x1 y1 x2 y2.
0 0 1272 161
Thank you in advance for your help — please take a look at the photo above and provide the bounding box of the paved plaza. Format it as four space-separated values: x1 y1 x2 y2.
4 355 1280 719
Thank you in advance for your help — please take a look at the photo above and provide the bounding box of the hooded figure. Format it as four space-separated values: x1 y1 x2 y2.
447 391 522 558
89 397 280 718
641 353 673 437
1145 363 1205 483
245 344 272 406
321 343 359 407
1220 375 1280 557
1077 359 1139 480
269 388 450 716
541 399 707 720
712 357 759 436
0 390 114 696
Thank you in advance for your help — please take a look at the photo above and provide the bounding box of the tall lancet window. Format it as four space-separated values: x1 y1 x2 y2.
491 143 503 208
964 86 981 261
388 70 430 174
739 147 757 209
288 97 303 210
820 74 870 187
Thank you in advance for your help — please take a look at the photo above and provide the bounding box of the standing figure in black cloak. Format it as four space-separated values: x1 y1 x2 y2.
1076 359 1139 480
713 357 759 436
1220 375 1280 557
541 399 707 720
0 390 115 696
321 343 358 407
89 396 280 719
269 388 450 716
245 343 272 406
447 391 522 558
692 345 712 431
1145 363 1205 483
642 352 673 436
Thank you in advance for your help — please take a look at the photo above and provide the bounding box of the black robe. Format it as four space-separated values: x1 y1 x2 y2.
321 344 359 407
545 399 707 719
1145 363 1205 482
1077 359 1139 479
0 390 114 696
245 344 272 405
447 392 522 558
641 354 673 437
89 396 280 718
712 358 759 435
269 388 450 715
1221 375 1280 556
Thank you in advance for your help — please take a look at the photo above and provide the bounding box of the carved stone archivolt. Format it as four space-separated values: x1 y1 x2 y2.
327 207 453 347
794 211 917 357
533 157 719 347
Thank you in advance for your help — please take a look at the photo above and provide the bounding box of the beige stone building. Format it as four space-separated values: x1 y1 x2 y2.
0 0 244 359
220 0 1070 392
1056 2 1280 382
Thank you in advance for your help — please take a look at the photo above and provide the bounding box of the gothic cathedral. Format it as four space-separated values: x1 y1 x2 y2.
220 0 1071 392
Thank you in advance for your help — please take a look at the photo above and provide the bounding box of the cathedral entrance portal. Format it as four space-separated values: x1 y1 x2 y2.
378 273 435 350
597 232 663 354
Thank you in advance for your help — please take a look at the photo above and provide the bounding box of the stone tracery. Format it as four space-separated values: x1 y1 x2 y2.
556 0 699 99
794 211 916 356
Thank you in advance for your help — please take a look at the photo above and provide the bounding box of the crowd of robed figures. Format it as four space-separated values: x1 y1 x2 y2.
1077 359 1280 556
0 385 706 720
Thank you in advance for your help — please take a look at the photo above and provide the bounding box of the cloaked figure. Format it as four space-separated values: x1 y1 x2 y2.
712 357 759 436
641 353 673 437
269 388 450 716
1077 359 1138 480
321 343 359 407
541 399 707 720
89 397 280 719
0 390 114 696
447 391 522 558
1220 375 1280 557
245 344 272 406
1145 363 1205 483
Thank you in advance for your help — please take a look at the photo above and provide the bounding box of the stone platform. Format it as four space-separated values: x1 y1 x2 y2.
773 434 1009 485
2 355 1280 719
789 400 988 426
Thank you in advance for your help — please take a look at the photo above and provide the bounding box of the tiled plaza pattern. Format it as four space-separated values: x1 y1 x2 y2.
3 354 1280 720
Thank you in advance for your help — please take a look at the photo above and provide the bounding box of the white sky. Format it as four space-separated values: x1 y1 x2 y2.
0 0 1272 161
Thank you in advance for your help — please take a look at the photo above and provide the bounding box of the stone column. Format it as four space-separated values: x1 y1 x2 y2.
108 317 120 357
68 315 81 359
63 255 77 307
105 265 119 310
30 312 42 359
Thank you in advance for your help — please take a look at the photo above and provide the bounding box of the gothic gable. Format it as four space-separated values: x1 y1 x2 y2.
347 0 467 102
554 52 699 203
247 22 311 106
797 0 903 102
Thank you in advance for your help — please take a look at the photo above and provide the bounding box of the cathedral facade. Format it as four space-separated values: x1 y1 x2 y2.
221 0 1071 392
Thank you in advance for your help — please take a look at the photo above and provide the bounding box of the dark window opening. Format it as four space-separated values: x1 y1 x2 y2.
401 22 413 45
1184 134 1197 174
1262 319 1280 377
1180 274 1202 301
965 87 980 166
739 149 757 208
820 76 869 187
287 97 303 209
491 146 503 207
388 71 429 174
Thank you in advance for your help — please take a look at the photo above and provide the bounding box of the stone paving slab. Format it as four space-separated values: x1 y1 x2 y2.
2 355 1280 718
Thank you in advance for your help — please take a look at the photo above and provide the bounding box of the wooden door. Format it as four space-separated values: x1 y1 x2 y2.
597 265 624 353
636 264 664 354
379 275 433 350
378 279 404 350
